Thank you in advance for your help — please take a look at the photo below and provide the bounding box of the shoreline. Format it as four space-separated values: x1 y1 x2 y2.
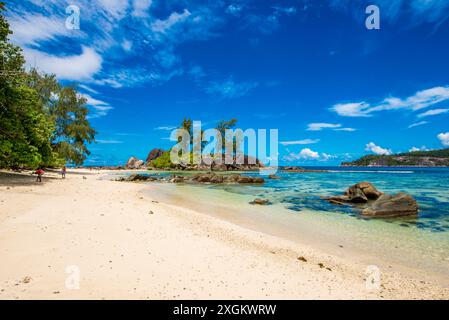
142 182 449 284
0 169 448 299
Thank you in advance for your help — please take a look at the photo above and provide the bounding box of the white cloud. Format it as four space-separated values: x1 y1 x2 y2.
154 126 177 131
284 148 321 161
417 108 449 118
307 123 341 131
437 132 449 147
280 139 320 146
96 139 123 144
331 102 371 117
408 121 428 128
98 0 130 20
24 46 102 81
365 142 393 155
132 0 152 17
297 148 320 159
332 86 449 117
409 146 429 152
8 13 76 46
334 127 356 132
151 9 191 33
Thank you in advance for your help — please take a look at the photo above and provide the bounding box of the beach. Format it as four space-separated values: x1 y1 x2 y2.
0 169 448 300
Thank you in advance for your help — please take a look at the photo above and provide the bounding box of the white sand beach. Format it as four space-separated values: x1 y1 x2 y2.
0 169 448 300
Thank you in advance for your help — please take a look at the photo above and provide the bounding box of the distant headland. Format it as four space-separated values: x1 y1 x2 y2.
341 148 449 167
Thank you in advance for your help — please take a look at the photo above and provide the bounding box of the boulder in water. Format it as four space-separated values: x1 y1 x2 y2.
250 198 270 205
361 193 418 218
325 182 418 218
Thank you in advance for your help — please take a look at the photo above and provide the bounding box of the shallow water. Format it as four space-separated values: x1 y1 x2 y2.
116 167 449 279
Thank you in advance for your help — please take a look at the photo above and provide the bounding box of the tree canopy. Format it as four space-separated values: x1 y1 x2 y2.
0 3 96 168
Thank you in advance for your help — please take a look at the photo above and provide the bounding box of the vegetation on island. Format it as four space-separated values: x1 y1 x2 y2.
148 117 239 169
0 3 95 169
342 148 449 167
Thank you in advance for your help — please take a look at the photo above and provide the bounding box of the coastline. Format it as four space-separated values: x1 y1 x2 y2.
0 169 448 299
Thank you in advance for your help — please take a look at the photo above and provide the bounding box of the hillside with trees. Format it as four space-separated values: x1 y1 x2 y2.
341 149 449 167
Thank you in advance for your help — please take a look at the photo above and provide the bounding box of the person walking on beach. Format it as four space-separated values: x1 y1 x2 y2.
35 168 44 182
61 166 66 179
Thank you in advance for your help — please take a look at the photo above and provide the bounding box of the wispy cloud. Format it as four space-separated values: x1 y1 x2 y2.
131 0 152 17
332 86 449 117
330 0 449 29
205 78 258 99
306 123 356 131
243 5 297 35
154 126 176 131
79 92 113 118
151 9 191 34
417 108 449 118
280 139 320 146
96 139 123 144
8 13 81 46
307 123 341 131
408 121 429 128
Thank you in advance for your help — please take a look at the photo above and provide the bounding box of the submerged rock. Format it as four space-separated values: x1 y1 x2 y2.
120 172 265 185
361 193 418 218
325 182 418 218
126 174 157 182
250 198 270 205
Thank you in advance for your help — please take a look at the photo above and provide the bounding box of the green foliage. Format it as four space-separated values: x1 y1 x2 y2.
0 3 96 168
398 148 449 158
150 151 175 169
342 149 449 167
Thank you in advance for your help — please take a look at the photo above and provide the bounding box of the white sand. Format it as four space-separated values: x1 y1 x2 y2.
0 169 448 299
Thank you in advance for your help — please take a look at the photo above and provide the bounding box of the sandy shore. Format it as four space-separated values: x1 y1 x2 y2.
0 169 448 299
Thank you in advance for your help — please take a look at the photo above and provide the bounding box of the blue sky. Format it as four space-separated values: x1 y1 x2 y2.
6 0 449 165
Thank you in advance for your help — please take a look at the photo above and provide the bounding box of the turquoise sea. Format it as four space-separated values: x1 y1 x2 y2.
118 167 449 280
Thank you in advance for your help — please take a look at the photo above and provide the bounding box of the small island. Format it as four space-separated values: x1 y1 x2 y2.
341 148 449 167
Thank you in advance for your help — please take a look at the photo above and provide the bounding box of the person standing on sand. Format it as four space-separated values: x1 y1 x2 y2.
35 168 44 182
61 166 66 179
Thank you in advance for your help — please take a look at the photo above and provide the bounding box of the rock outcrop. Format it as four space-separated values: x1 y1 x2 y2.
125 157 145 169
117 174 157 182
145 149 165 164
117 172 265 185
325 182 418 218
361 193 418 218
